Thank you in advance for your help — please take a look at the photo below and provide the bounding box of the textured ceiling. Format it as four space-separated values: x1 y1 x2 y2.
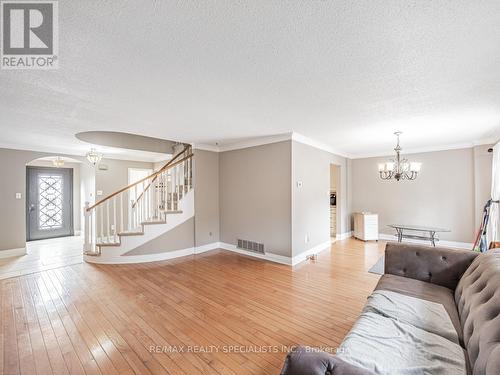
1 1 500 158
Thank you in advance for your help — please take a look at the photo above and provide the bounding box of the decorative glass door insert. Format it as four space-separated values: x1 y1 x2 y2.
27 166 73 241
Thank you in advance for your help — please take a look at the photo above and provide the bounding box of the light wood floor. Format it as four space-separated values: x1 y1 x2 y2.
1 238 385 375
0 236 83 280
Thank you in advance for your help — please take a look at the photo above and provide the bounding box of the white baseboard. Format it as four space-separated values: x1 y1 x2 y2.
84 246 197 264
291 240 331 266
378 233 473 250
194 242 222 254
84 240 335 267
85 241 222 264
335 231 353 241
0 247 27 259
218 242 293 265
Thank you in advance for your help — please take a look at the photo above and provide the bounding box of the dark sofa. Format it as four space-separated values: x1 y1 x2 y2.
281 242 500 375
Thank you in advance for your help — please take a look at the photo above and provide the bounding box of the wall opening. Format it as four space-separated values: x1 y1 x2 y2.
330 164 341 240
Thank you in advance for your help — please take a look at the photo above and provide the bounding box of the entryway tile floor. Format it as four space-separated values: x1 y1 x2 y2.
0 235 83 280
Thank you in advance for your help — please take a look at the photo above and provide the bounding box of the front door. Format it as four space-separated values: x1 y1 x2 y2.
27 166 74 241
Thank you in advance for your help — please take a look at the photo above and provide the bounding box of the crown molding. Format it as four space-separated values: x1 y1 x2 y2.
191 143 221 152
349 138 496 159
192 134 292 153
219 133 293 152
193 132 351 158
290 133 351 158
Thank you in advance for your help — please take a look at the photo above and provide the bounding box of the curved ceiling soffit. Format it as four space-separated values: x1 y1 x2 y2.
75 131 181 154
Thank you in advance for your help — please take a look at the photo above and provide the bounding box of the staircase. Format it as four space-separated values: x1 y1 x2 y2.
83 145 194 260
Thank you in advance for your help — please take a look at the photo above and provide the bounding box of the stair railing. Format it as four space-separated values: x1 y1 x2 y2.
83 145 193 255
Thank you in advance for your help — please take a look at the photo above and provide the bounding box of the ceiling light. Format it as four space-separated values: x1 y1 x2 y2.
52 156 65 168
86 148 103 166
379 132 421 181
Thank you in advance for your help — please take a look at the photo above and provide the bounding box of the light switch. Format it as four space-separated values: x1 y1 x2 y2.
15 192 22 199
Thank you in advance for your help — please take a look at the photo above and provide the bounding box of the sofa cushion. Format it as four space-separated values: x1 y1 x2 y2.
376 274 463 344
454 249 500 375
280 346 375 375
336 311 467 375
384 242 478 290
364 289 459 344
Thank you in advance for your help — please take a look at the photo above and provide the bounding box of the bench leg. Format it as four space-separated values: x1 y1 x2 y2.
396 228 403 242
430 231 436 247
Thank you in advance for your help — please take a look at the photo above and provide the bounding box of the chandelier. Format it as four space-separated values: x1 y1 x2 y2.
378 132 421 181
52 156 65 168
86 148 103 166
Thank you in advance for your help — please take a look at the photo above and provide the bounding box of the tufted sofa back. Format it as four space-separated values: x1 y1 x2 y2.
454 249 500 375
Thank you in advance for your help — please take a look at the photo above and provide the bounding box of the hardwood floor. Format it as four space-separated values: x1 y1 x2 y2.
0 236 83 280
1 238 385 375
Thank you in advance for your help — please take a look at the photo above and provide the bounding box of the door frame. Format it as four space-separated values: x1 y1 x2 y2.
26 166 74 241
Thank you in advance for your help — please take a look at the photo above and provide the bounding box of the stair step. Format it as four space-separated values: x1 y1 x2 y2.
142 220 166 225
96 242 120 247
84 251 101 256
96 240 121 247
161 210 183 214
118 230 144 236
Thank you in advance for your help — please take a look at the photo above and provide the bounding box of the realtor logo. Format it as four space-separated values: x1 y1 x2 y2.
1 1 58 69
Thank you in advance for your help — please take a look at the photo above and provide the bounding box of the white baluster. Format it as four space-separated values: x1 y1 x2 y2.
106 200 110 242
156 176 160 218
162 172 166 211
100 205 103 243
181 161 185 195
90 208 94 252
169 171 174 211
113 196 117 242
149 180 153 220
120 193 124 234
177 164 181 208
186 158 189 191
130 198 134 230
134 185 138 228
172 167 176 210
147 181 150 222
141 182 145 224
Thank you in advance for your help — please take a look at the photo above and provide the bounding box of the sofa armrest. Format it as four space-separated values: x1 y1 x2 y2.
384 242 478 290
281 346 374 375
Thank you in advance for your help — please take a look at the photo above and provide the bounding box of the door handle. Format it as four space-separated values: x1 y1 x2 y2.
29 204 35 212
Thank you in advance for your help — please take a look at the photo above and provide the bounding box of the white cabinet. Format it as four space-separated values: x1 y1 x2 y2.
353 213 378 241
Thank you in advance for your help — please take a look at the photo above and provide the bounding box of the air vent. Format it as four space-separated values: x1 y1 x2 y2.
237 239 265 254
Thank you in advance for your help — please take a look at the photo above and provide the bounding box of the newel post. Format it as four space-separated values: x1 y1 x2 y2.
83 202 92 253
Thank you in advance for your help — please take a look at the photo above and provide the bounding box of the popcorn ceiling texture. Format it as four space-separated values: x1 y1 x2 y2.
1 1 499 157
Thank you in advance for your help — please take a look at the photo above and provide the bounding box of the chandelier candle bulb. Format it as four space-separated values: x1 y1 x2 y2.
410 162 422 172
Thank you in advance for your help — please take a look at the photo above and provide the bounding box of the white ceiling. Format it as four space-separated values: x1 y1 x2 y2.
1 1 500 158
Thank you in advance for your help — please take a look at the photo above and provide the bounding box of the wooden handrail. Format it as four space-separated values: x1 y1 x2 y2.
87 146 192 211
131 146 192 208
